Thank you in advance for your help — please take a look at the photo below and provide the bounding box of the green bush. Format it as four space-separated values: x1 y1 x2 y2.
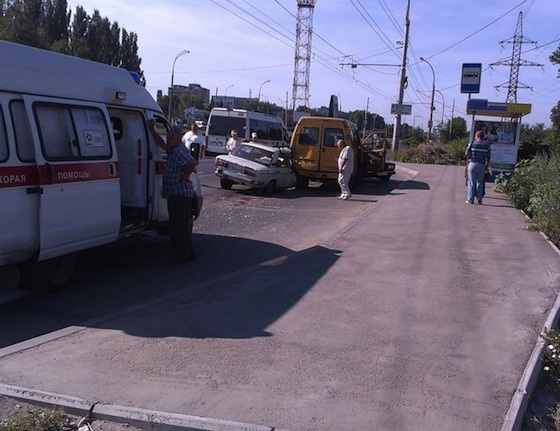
502 153 560 246
502 159 539 212
528 153 560 245
447 138 468 165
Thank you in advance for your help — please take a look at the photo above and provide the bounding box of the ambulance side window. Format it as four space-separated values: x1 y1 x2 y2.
34 104 111 160
10 101 35 162
35 105 76 159
71 108 111 158
0 107 7 162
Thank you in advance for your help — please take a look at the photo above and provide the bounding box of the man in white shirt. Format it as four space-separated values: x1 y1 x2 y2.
226 129 240 154
337 139 354 200
182 123 205 160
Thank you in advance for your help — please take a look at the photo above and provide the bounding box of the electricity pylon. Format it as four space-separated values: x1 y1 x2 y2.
489 11 542 103
292 0 316 113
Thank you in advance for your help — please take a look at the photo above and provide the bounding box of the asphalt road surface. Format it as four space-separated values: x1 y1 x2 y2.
1 162 559 431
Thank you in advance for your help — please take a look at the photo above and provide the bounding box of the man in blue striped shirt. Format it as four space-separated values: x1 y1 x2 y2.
465 130 491 205
149 120 198 263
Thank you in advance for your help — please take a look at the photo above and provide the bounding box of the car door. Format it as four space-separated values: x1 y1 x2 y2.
23 95 120 260
317 120 345 173
0 96 40 264
291 122 320 172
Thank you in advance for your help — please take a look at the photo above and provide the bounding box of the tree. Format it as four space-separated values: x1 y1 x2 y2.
551 100 560 131
549 44 560 131
0 1 145 84
347 110 386 132
446 117 468 142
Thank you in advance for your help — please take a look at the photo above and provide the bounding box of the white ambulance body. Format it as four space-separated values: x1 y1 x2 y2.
0 41 202 291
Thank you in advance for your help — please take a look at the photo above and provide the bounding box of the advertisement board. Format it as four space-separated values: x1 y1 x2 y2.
472 119 519 172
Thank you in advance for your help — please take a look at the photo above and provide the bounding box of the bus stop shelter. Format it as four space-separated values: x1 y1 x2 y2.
466 98 532 173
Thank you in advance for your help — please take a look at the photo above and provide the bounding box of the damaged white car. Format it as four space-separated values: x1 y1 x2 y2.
214 142 296 194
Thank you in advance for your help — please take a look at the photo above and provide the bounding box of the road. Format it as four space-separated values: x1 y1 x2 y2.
1 162 559 431
0 157 397 349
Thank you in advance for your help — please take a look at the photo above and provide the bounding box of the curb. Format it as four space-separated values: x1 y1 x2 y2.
0 384 290 431
395 163 420 179
501 231 560 431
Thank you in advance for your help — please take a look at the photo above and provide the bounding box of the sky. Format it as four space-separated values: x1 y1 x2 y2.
66 0 560 128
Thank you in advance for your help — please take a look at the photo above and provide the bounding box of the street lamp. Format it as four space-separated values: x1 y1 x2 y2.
168 49 190 122
224 84 234 108
419 57 435 141
435 89 447 140
257 79 271 111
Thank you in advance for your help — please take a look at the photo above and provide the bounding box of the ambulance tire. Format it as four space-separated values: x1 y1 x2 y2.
20 253 77 293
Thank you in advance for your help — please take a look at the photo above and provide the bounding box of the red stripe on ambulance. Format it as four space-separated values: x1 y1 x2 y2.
0 165 38 188
37 162 119 185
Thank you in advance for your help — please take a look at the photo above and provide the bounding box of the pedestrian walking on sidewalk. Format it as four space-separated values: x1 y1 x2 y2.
337 139 354 200
465 130 491 205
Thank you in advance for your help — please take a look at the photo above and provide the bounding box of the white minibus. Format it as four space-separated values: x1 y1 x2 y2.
205 108 288 155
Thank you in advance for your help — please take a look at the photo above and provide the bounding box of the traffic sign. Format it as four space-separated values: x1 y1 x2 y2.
390 103 412 115
461 63 482 93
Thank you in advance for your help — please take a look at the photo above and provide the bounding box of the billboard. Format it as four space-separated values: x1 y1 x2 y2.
473 119 519 172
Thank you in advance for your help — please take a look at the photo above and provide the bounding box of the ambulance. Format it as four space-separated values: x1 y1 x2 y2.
0 41 202 291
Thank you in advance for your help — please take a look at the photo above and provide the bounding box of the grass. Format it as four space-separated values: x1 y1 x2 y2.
0 405 69 431
524 329 560 431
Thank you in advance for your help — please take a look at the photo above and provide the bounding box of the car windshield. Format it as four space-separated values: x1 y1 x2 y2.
232 144 274 167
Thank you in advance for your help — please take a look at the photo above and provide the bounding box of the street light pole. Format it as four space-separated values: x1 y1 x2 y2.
224 84 234 108
168 49 189 122
420 57 435 141
257 79 271 112
435 89 446 139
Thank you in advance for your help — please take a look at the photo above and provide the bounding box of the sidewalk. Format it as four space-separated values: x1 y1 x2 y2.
1 163 559 431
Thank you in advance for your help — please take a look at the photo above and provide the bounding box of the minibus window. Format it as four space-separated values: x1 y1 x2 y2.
298 126 318 145
324 128 344 147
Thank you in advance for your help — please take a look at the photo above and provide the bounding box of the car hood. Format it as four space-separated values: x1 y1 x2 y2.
216 155 270 171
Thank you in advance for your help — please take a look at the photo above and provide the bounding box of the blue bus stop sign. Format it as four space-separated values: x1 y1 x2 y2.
461 63 482 94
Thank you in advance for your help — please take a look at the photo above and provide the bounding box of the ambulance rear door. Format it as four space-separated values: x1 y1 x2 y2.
23 95 121 261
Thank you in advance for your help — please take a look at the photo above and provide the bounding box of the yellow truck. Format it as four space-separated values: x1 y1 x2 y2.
290 115 395 188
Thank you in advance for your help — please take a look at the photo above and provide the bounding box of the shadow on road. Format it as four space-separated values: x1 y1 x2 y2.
0 235 339 347
94 245 341 339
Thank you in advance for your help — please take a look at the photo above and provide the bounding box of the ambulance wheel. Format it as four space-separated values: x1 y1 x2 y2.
220 178 233 190
20 253 77 293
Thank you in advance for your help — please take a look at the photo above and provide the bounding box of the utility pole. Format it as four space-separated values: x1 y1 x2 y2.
391 0 410 153
449 99 455 140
